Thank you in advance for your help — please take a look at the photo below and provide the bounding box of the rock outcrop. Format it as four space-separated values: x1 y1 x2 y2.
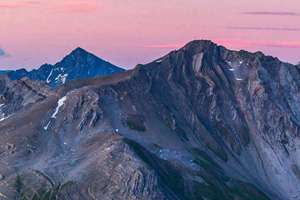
1 40 300 200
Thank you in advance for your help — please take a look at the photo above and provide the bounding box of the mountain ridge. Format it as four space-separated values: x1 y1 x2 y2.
1 47 124 87
0 40 299 200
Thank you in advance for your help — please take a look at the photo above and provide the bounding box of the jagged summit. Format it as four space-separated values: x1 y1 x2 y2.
183 39 218 50
2 47 124 87
1 40 300 199
64 47 94 60
59 47 110 67
71 46 87 53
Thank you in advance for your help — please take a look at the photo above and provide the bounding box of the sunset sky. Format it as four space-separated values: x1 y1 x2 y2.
0 0 299 69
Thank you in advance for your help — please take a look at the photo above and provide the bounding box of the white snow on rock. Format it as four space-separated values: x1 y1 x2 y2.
156 59 163 63
51 96 67 119
236 78 243 81
192 53 204 74
55 74 61 81
0 115 11 122
46 69 53 83
55 73 68 84
61 74 68 84
44 121 51 130
0 104 4 108
228 68 235 71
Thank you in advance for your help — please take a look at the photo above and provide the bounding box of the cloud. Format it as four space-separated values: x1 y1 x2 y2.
0 1 39 9
242 11 300 16
257 42 300 49
0 0 101 13
214 39 300 49
143 43 183 49
144 39 300 51
0 48 7 58
227 26 300 32
51 0 101 13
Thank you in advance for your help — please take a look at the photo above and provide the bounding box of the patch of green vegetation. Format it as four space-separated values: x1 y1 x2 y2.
175 126 189 142
229 179 270 200
13 173 74 200
191 176 270 200
126 139 270 200
191 148 223 171
124 139 187 199
190 148 270 200
126 114 146 132
205 141 228 162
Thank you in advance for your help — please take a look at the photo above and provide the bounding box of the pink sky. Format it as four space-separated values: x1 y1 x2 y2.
0 0 299 69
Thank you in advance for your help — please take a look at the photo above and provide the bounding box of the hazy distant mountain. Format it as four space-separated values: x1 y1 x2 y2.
2 47 124 87
1 40 300 200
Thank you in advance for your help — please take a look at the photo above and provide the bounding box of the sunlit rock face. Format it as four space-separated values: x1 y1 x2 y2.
1 40 300 200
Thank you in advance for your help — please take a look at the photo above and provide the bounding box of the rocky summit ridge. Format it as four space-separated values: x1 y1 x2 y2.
0 40 300 200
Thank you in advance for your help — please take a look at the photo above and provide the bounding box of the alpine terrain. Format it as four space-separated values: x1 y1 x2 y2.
1 40 300 200
1 47 124 87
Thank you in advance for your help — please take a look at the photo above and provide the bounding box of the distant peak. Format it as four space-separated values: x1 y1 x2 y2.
70 47 90 55
61 47 94 63
182 40 220 55
184 40 217 48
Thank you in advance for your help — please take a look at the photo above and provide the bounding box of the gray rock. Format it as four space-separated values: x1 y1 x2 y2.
1 40 300 200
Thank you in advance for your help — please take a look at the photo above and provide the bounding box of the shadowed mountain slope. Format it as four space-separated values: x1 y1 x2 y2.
1 40 300 200
2 47 124 87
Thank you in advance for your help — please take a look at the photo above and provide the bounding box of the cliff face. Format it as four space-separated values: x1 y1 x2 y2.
0 40 299 200
0 75 53 122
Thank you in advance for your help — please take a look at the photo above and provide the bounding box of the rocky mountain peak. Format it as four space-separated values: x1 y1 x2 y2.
183 40 219 53
58 47 99 66
72 47 87 54
2 40 300 200
1 47 124 87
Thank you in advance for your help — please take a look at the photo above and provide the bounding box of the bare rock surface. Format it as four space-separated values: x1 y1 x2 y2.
1 40 300 200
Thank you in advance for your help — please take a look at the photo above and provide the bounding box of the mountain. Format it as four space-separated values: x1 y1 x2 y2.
2 47 124 87
0 40 300 200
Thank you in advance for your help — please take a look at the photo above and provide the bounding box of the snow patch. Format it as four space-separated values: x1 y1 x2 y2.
55 73 68 84
44 121 51 130
236 78 243 81
51 96 67 119
156 59 163 63
228 68 235 71
0 115 11 122
192 53 204 74
0 104 4 108
61 74 68 84
232 111 237 120
46 69 53 83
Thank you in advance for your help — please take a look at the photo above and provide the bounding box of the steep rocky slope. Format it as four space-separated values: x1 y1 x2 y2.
0 75 53 122
0 40 299 200
2 47 124 87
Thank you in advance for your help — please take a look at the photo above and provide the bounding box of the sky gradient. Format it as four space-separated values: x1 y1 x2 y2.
0 0 299 69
